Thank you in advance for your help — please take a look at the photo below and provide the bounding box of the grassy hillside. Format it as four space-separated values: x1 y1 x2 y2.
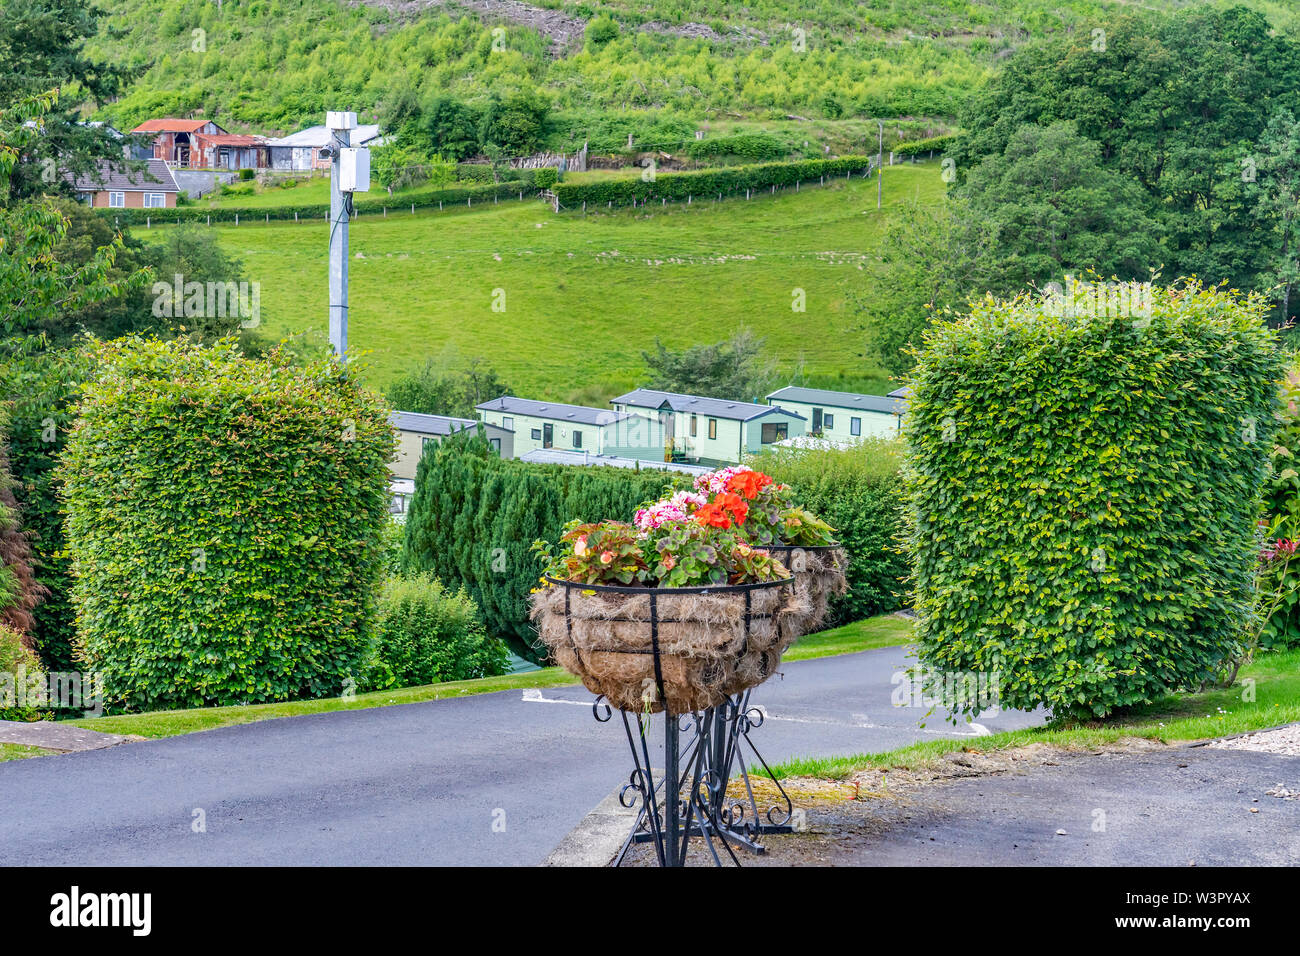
86 0 1293 139
170 161 943 403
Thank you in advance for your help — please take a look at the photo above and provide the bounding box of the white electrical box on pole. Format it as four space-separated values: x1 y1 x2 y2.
326 110 371 359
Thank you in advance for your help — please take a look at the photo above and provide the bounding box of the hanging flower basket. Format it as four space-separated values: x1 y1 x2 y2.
530 576 807 715
760 544 849 633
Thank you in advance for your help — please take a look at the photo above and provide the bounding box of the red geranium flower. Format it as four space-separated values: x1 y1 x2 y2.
715 492 749 525
695 501 734 529
725 470 772 500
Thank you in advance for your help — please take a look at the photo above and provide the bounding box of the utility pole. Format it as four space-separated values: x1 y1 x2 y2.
326 110 370 358
877 120 884 210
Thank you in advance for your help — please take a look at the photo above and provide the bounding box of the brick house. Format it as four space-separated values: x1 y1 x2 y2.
69 159 180 209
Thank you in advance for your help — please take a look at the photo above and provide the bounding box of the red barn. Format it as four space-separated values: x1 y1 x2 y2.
131 119 269 171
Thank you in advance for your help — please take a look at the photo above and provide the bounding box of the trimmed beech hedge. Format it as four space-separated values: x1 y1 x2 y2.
61 338 395 712
905 281 1282 719
99 180 537 226
552 156 872 208
895 135 957 157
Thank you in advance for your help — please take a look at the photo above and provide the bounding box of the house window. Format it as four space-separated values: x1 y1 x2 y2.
421 436 436 449
502 417 513 431
573 430 583 449
531 428 542 441
708 418 717 440
761 422 788 444
690 414 697 437
108 192 125 208
850 417 861 436
145 193 167 208
824 413 834 429
489 438 501 453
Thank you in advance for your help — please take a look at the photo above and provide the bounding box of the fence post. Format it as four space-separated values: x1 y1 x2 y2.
265 213 269 223
146 217 150 229
383 207 387 217
440 201 443 210
295 211 299 223
207 214 211 226
235 214 239 226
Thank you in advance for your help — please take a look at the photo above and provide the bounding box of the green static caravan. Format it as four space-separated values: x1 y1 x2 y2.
476 395 665 461
388 411 515 479
764 386 906 442
609 389 808 466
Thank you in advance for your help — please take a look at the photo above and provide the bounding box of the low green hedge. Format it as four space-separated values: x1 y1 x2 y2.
753 440 908 623
906 280 1282 720
98 180 538 226
61 338 395 712
553 156 872 208
361 573 510 690
895 135 957 157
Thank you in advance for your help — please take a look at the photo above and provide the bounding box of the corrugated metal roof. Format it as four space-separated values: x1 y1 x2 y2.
766 386 906 415
887 385 911 399
204 134 266 147
389 411 512 436
131 118 220 133
612 388 806 422
519 448 711 475
264 125 381 148
69 159 179 193
476 396 634 427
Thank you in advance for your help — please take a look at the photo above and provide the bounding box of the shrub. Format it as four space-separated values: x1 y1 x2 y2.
0 623 46 722
895 134 957 157
552 156 872 209
401 432 689 659
0 428 46 639
362 574 509 690
753 440 908 623
906 280 1283 720
60 338 395 712
685 132 788 163
0 345 95 671
534 166 558 190
1260 360 1300 648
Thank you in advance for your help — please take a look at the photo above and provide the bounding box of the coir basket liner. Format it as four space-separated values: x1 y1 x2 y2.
530 576 808 715
761 544 849 632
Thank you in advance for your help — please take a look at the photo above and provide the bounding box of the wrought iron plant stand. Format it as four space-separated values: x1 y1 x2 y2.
540 575 801 867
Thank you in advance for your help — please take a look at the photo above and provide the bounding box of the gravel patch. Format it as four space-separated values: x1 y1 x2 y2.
1206 722 1300 756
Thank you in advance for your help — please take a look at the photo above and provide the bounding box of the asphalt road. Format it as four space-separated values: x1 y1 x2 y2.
0 645 1043 866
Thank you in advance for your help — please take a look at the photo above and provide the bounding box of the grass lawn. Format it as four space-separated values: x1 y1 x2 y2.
770 648 1300 779
55 613 911 743
151 161 944 403
0 744 51 762
201 175 462 209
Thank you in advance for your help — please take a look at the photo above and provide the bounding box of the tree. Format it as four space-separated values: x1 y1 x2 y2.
853 199 1003 377
386 354 513 418
1252 108 1300 325
0 0 138 200
418 94 481 162
948 5 1298 297
958 121 1162 289
478 90 549 157
640 329 775 402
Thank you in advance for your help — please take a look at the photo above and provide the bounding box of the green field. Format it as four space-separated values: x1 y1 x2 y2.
191 161 943 402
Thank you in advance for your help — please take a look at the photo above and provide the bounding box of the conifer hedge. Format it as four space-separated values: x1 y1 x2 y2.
905 281 1283 719
400 433 688 659
60 339 394 711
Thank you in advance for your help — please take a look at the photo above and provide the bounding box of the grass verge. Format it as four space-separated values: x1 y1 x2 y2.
0 743 51 762
58 613 911 742
770 648 1300 779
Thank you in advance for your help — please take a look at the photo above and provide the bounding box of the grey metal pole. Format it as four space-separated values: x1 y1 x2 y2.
328 126 350 357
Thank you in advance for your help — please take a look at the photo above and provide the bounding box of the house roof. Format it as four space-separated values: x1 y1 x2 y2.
476 396 634 427
887 386 911 399
766 385 906 415
264 124 381 148
612 388 807 422
131 118 222 134
519 448 711 475
389 411 511 436
69 159 179 193
203 134 266 147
